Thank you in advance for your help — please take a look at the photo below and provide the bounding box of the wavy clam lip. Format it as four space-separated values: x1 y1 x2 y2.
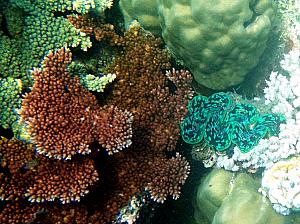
181 92 285 153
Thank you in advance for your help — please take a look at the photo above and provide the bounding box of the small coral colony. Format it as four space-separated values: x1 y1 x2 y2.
0 0 300 223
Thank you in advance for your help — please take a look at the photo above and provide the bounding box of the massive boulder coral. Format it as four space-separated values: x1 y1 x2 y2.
195 169 291 224
119 0 276 90
119 0 161 35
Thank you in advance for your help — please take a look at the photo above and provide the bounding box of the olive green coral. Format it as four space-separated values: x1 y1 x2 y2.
0 34 22 79
195 169 289 224
0 77 23 136
119 0 276 90
1 0 93 84
79 73 116 92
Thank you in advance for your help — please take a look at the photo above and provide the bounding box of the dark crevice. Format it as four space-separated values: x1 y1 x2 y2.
0 14 12 38
244 0 260 28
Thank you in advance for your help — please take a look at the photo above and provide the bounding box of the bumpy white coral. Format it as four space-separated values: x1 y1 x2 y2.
216 49 300 172
259 157 300 215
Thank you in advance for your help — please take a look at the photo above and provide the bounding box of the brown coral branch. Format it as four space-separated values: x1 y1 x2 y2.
26 157 99 204
20 48 133 160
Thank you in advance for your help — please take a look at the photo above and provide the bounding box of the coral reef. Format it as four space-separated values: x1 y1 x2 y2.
0 4 193 221
119 0 276 89
3 0 300 222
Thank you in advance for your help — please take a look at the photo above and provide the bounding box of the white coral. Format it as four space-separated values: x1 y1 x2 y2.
260 157 300 215
217 0 300 172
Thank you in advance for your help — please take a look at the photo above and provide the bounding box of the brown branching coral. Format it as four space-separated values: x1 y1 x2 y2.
145 153 190 203
0 136 99 223
93 105 133 155
0 137 99 205
0 201 41 223
26 157 99 204
0 137 35 201
0 15 193 223
0 171 32 201
106 24 193 152
70 15 193 151
69 15 193 222
37 204 89 224
0 136 35 174
20 47 133 160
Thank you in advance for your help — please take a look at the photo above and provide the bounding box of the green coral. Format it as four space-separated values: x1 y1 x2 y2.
3 4 24 37
73 0 114 14
0 0 93 85
119 0 276 89
22 3 92 64
25 0 113 15
79 73 116 92
180 92 285 153
0 77 23 136
0 34 23 78
119 0 160 35
194 169 290 224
